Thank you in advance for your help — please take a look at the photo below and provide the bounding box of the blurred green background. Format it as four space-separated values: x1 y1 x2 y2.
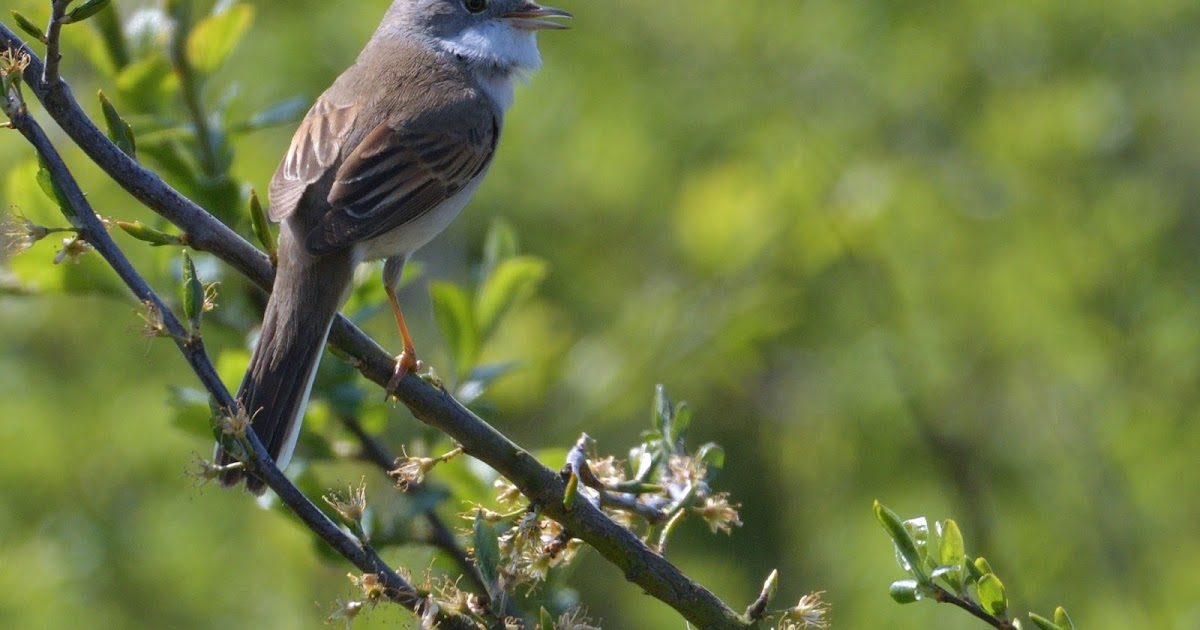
3 0 1200 628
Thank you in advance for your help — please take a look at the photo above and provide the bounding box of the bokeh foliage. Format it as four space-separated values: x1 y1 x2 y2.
2 0 1199 628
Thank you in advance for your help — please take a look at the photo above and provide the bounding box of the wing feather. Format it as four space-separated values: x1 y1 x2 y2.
267 100 360 222
305 108 498 253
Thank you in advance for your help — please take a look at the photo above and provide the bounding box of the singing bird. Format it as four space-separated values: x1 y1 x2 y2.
217 0 570 493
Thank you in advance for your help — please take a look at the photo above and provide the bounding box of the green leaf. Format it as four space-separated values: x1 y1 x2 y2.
35 159 75 223
472 512 501 596
236 97 309 132
873 501 929 584
888 579 921 604
653 384 674 444
115 54 179 114
938 519 964 566
1054 606 1076 630
167 386 216 440
97 91 137 158
247 189 275 258
482 217 519 275
90 0 129 70
117 221 182 247
475 255 547 336
563 470 579 508
539 607 555 630
671 402 692 447
974 556 994 577
430 281 478 379
65 0 111 23
185 4 255 75
977 573 1008 617
633 449 661 482
965 555 985 582
937 519 965 592
696 442 725 473
11 11 47 44
1028 613 1062 630
181 250 204 331
457 361 520 404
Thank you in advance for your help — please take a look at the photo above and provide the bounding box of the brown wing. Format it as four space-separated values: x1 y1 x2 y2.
267 99 361 222
305 109 498 254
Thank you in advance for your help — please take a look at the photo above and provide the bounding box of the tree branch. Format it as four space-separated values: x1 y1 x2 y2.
1 24 755 629
341 414 506 616
932 586 1017 630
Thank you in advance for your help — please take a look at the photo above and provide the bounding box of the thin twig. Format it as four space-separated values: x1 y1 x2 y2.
0 24 755 630
932 585 1017 630
166 2 220 175
341 414 504 615
40 0 68 84
564 435 668 525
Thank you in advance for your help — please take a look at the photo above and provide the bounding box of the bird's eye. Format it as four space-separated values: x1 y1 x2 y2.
464 0 487 13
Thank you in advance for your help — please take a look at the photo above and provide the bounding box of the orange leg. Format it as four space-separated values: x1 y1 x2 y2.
385 285 421 391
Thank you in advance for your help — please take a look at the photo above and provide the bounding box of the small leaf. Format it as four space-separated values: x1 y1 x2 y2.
974 557 994 577
938 519 964 566
889 579 921 604
873 501 930 584
35 158 75 222
965 555 985 582
236 97 309 132
185 4 255 75
937 519 965 592
11 11 47 44
457 361 520 404
1028 613 1061 630
472 512 501 596
91 0 130 70
1054 606 1075 630
653 384 674 444
65 0 112 23
632 449 658 482
538 607 554 630
696 442 725 473
482 217 518 275
977 573 1008 617
429 281 479 379
247 189 275 259
671 402 692 447
181 250 204 331
167 386 215 440
97 91 137 158
115 54 179 114
563 471 579 509
118 221 182 247
746 569 779 620
474 255 547 336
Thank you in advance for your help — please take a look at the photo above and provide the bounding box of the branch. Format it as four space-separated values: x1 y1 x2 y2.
40 0 66 83
341 414 506 616
0 25 755 630
932 586 1018 630
1 55 478 630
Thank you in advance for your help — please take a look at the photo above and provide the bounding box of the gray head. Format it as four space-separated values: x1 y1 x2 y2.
380 0 571 74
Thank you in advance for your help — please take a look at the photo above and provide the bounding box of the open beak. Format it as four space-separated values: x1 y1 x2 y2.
502 1 573 30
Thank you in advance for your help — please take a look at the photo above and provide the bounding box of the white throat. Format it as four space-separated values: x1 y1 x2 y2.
436 22 542 112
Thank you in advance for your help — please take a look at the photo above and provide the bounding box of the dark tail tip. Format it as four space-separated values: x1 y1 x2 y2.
215 448 269 496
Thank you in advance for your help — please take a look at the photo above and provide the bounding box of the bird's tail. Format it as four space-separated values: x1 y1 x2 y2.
216 240 354 495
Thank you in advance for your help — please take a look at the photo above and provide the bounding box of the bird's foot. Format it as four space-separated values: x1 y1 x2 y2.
386 351 423 394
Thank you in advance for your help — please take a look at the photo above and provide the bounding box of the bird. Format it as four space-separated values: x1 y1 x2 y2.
216 0 570 493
